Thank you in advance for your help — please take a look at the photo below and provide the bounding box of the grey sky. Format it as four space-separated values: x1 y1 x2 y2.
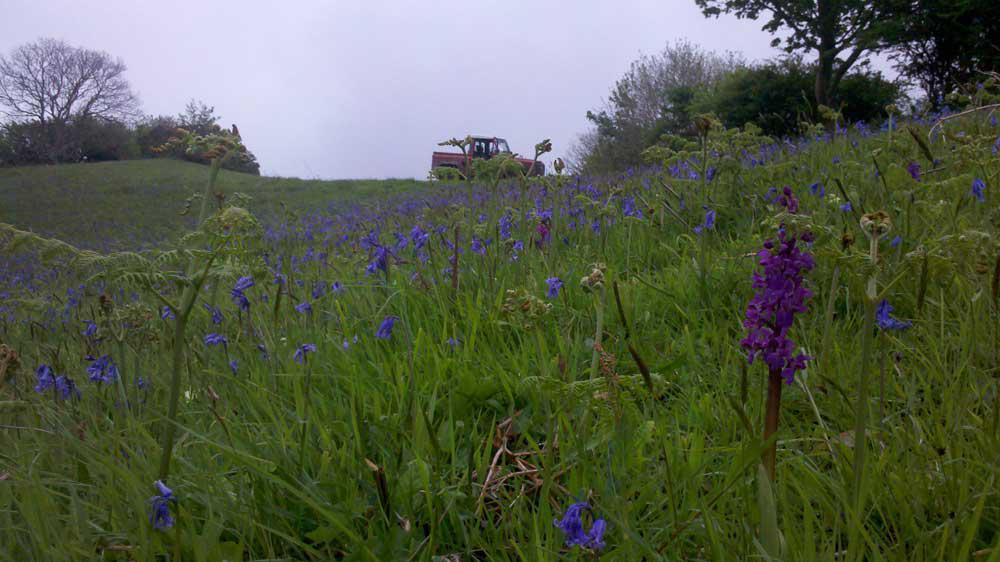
3 1 813 179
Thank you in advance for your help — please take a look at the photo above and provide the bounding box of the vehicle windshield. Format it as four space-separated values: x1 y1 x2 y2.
495 138 510 153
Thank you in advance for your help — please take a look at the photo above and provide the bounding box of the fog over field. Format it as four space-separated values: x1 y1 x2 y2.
0 0 788 179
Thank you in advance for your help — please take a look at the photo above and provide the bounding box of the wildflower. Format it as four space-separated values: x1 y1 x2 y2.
513 240 524 252
161 306 175 320
536 220 551 246
342 338 350 350
273 272 287 286
228 359 239 375
891 235 902 248
840 202 853 212
34 364 55 393
554 502 606 550
56 375 80 399
622 196 644 219
498 214 514 240
971 178 986 202
257 343 269 360
293 343 317 364
809 182 825 197
447 337 460 348
876 300 912 331
233 276 254 292
204 333 228 347
546 277 564 299
366 246 391 275
740 228 815 385
203 304 224 325
375 316 398 340
471 238 487 256
86 355 120 384
230 276 254 311
777 187 799 213
330 281 344 293
149 480 175 530
590 219 601 234
693 207 716 234
82 320 98 337
907 161 921 181
295 301 313 315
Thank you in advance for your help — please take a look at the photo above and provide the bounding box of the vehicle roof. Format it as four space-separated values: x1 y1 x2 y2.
469 136 506 141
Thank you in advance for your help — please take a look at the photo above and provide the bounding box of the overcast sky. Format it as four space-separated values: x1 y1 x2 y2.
3 1 815 179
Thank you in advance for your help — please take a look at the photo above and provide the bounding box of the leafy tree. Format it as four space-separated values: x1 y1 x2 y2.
572 40 743 173
0 38 139 125
881 0 1000 105
178 99 222 136
693 57 899 137
693 0 883 108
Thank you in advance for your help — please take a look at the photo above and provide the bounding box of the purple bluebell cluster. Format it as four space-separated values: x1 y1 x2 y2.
86 355 119 384
34 365 80 400
554 502 606 550
741 227 815 385
971 178 986 202
876 300 912 331
149 480 175 530
693 207 716 234
293 343 317 364
231 276 254 311
546 277 564 299
375 316 398 340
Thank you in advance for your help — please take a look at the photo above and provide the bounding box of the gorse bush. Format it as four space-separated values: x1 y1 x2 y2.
1 91 999 560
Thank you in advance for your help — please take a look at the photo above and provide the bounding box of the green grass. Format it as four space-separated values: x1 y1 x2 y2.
1 119 999 561
0 158 424 250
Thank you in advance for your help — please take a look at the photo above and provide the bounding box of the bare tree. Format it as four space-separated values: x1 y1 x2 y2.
0 38 139 126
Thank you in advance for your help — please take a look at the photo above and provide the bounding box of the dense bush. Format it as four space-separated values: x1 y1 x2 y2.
695 58 901 136
0 117 139 166
1 100 260 174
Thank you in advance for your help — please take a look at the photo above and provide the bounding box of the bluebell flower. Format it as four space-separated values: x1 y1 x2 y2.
228 359 239 375
366 246 391 276
86 355 119 384
257 343 269 360
622 196 644 219
693 207 716 234
809 182 825 197
971 178 986 202
203 304 224 325
342 338 350 350
513 240 524 252
55 376 80 400
876 300 912 331
293 343 317 364
161 306 175 320
546 277 564 299
330 281 344 294
907 161 921 181
890 235 902 248
204 333 228 347
273 272 287 286
840 202 853 212
498 214 514 240
82 320 98 337
471 238 487 256
295 301 313 315
149 480 175 530
447 337 460 349
34 364 56 393
376 316 398 339
311 282 326 300
590 219 601 234
554 502 606 550
233 276 254 292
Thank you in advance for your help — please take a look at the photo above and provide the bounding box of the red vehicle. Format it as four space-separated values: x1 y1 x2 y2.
431 136 544 177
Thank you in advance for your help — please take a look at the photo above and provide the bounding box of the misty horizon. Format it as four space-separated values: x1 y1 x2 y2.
2 0 892 180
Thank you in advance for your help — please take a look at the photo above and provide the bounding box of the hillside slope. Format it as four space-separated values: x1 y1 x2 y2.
0 159 423 250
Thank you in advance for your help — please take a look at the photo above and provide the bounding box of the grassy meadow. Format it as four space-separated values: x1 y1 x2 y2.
1 115 999 561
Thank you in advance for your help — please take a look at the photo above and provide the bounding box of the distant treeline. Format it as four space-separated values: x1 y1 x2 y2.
0 38 259 174
570 48 901 175
0 100 260 174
